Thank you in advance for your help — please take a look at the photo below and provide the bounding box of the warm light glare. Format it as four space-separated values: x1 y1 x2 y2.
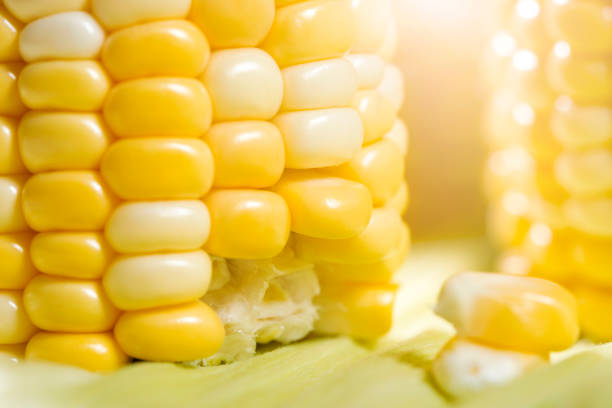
491 31 516 57
553 41 571 59
512 102 536 127
502 191 529 216
512 49 538 71
515 0 540 20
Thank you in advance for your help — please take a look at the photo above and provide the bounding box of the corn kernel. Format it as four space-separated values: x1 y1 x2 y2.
204 121 284 188
190 0 275 49
0 63 26 116
274 108 363 169
0 5 22 62
30 232 113 280
316 222 409 284
23 275 119 332
3 0 87 23
573 284 612 342
572 234 612 288
314 282 396 338
294 208 404 264
326 140 404 207
91 0 191 30
0 233 36 289
104 251 211 311
385 181 409 215
436 272 579 353
377 64 405 112
260 0 355 67
351 90 397 144
18 112 111 172
0 175 28 233
564 197 612 238
19 12 104 63
202 48 283 121
522 223 574 283
114 301 224 362
0 290 36 344
204 189 290 259
26 332 129 372
483 147 535 200
101 138 214 200
22 171 115 232
545 0 612 55
18 60 110 111
272 170 373 239
280 58 357 111
383 119 409 157
102 20 210 81
0 343 25 362
105 200 210 254
431 338 545 399
104 78 212 138
487 192 531 247
0 116 25 174
551 96 612 150
344 54 385 90
555 148 612 197
548 44 612 104
377 19 397 62
350 0 393 53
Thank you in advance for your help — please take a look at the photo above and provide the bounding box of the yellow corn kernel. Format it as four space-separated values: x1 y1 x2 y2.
564 197 612 238
435 272 579 353
384 181 409 215
190 0 275 48
102 20 210 81
104 251 211 311
551 96 612 151
204 189 290 259
26 332 129 372
202 48 282 121
573 284 612 342
22 171 115 232
114 301 224 362
431 338 546 399
91 0 191 30
260 0 355 67
351 90 396 144
19 11 104 63
105 200 210 254
101 138 214 200
316 222 410 284
483 147 535 199
274 108 363 169
314 282 396 339
0 5 22 62
548 43 612 104
272 170 373 239
18 112 111 172
23 275 119 332
344 54 385 90
104 78 212 138
377 19 397 62
0 233 36 289
0 63 26 116
487 192 531 247
30 232 113 280
383 119 409 157
0 291 36 344
497 249 532 277
546 0 612 55
572 234 612 288
350 0 393 53
0 343 25 362
3 0 87 23
293 208 404 264
0 175 28 233
522 223 574 283
280 58 357 112
204 121 284 188
555 148 612 197
326 140 404 207
0 116 25 174
18 60 110 111
377 64 405 112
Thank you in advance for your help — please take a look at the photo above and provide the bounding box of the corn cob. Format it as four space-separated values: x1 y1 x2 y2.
0 0 410 370
483 0 612 342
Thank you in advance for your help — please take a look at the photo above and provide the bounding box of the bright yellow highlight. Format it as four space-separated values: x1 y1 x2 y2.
0 5 22 62
0 175 28 233
0 117 24 174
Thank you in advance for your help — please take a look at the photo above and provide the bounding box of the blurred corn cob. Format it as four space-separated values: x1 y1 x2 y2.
483 0 612 342
0 0 409 370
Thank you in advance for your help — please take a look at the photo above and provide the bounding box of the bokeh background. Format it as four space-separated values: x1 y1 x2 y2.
395 0 504 240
